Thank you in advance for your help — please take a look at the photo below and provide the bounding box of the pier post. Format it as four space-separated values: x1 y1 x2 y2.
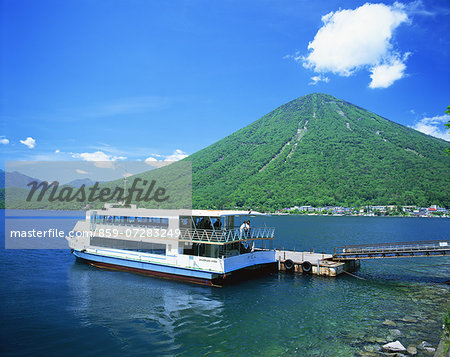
317 259 320 275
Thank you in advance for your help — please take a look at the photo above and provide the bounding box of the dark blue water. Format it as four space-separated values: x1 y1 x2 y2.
1 211 449 356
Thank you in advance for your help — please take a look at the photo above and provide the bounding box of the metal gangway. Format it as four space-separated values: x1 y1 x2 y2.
332 240 450 260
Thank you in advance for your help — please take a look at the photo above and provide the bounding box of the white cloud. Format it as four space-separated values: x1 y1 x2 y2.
0 137 9 144
144 156 170 168
410 114 450 141
20 137 36 149
76 169 89 174
55 149 60 153
309 75 329 85
405 0 436 16
73 151 112 161
143 149 189 166
369 55 408 88
165 149 188 162
71 151 127 168
301 3 409 88
145 157 158 163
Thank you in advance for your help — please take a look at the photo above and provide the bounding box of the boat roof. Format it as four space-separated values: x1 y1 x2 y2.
190 209 265 217
90 206 264 218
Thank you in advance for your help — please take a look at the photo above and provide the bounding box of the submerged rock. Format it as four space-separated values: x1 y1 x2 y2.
423 346 435 354
363 344 380 353
417 341 432 350
383 319 397 326
357 351 377 357
366 336 386 344
382 341 406 352
389 329 402 337
406 345 417 355
401 316 417 323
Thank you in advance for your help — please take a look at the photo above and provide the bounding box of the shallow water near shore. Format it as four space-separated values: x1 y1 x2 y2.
1 211 449 356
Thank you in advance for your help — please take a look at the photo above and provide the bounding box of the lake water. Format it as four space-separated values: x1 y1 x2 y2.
1 211 449 356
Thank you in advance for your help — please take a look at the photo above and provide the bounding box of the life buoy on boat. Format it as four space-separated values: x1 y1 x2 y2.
301 261 312 274
284 259 294 271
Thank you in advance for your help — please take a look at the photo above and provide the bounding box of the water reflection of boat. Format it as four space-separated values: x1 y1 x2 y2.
67 204 277 286
67 261 225 353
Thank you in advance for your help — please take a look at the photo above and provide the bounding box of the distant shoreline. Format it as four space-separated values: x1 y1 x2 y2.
270 212 449 218
1 207 449 219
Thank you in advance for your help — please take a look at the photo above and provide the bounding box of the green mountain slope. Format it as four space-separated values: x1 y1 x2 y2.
187 93 450 210
4 93 449 211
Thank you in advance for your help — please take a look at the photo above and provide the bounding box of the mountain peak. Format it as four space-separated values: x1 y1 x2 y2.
188 94 449 210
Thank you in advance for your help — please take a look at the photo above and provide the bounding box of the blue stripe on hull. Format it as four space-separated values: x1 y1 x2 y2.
73 250 216 280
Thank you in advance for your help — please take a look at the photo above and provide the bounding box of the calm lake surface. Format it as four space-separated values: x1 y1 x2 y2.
1 211 449 356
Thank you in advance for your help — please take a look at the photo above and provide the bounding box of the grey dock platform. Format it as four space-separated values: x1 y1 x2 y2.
275 240 449 277
275 250 360 276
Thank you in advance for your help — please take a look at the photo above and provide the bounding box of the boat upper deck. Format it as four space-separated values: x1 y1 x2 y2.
84 205 275 245
89 204 266 218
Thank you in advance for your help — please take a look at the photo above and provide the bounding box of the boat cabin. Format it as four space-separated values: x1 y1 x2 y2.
83 205 275 260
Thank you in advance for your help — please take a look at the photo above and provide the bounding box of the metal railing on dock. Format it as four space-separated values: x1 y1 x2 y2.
333 240 450 260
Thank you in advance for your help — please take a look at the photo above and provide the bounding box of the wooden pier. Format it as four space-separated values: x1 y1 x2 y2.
275 250 360 277
275 240 449 278
333 240 450 260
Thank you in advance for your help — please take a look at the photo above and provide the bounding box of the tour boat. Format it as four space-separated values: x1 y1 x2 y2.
67 204 276 286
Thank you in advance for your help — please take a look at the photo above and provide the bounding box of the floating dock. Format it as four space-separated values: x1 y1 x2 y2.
275 250 360 277
333 240 449 259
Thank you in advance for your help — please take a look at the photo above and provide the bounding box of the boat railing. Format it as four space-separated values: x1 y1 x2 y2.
178 227 275 243
88 222 275 244
335 239 450 255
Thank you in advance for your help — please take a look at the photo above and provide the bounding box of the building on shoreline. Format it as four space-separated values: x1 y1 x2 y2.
279 205 448 217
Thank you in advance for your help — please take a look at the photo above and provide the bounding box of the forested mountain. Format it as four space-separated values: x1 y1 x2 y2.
186 93 449 210
65 178 95 188
0 170 41 188
3 93 449 211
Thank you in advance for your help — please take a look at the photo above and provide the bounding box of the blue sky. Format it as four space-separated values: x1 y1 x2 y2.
1 0 449 174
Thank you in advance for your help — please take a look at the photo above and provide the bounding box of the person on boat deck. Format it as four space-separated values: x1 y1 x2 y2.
213 219 221 230
198 217 206 229
246 220 251 237
240 220 249 238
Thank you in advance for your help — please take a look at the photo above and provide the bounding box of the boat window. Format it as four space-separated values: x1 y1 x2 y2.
90 237 166 254
212 218 221 229
179 217 191 229
184 243 220 258
191 216 213 230
94 214 169 228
